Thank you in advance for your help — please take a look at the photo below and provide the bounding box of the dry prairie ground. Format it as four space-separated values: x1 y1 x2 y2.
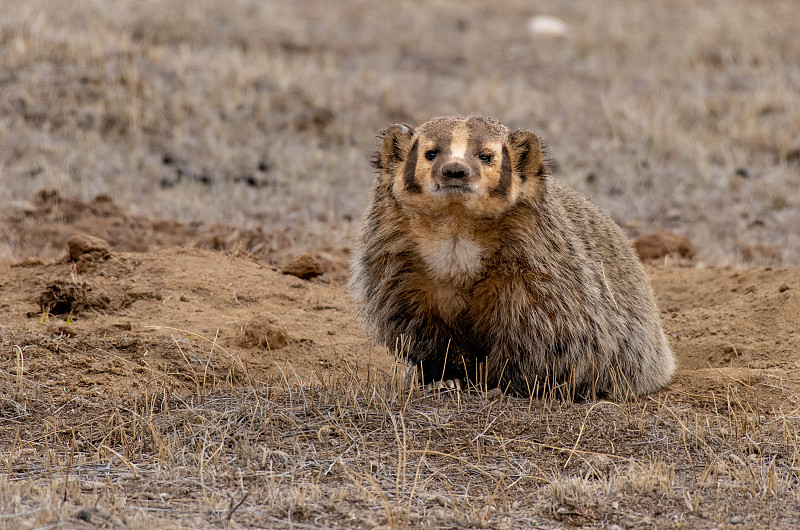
1 0 799 263
2 1 800 528
0 226 799 528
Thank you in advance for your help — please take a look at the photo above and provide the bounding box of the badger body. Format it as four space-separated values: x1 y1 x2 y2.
349 116 675 399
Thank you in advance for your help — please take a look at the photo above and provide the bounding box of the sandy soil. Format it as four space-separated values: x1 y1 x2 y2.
2 193 800 528
2 192 799 405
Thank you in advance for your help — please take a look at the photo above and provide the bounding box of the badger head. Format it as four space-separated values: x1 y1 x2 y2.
373 116 550 218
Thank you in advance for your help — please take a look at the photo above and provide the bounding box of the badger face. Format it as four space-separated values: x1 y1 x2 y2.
374 116 548 218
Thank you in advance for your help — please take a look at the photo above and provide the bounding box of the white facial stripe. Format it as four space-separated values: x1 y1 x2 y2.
449 124 469 159
450 138 467 159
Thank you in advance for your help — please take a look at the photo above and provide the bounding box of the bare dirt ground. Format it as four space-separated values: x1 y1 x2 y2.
1 194 799 528
2 0 800 527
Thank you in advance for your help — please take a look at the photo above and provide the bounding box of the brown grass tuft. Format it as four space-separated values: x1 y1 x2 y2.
2 349 799 527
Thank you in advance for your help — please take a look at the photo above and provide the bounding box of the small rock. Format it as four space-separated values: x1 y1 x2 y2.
68 234 111 261
587 453 612 470
786 136 800 165
53 324 77 337
778 284 790 293
633 231 695 261
485 387 503 401
282 253 324 279
75 508 92 522
528 15 569 37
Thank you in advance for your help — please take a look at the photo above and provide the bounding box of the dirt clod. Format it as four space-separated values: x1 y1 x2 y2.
282 253 324 279
68 234 111 261
239 314 290 349
38 279 110 315
633 231 696 261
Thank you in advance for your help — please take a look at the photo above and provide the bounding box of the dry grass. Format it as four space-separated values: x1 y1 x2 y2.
1 0 799 263
2 341 799 528
2 1 800 527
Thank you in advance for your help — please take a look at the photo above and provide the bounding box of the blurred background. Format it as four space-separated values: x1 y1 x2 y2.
1 0 798 264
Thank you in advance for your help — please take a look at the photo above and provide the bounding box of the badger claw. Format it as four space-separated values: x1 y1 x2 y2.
426 378 462 391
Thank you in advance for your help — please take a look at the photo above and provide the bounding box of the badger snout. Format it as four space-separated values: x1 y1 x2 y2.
435 159 478 195
441 160 471 180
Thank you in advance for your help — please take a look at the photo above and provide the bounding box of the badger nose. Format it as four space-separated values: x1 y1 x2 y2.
441 160 471 180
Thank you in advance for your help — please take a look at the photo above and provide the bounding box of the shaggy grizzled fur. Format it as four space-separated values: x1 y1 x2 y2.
350 116 675 399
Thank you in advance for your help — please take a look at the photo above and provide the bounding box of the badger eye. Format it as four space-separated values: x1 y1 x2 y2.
478 153 493 164
424 150 438 161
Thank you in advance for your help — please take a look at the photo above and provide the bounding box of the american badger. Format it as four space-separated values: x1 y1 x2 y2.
350 116 675 399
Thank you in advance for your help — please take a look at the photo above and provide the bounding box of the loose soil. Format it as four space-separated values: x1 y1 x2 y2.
1 193 799 528
3 192 798 399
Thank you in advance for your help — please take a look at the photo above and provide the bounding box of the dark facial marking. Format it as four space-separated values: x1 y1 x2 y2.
415 128 453 185
403 140 421 193
492 144 512 197
515 138 530 182
467 134 485 163
424 130 453 158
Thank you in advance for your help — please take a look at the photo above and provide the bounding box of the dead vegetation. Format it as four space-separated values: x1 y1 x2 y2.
2 352 799 529
1 245 799 527
2 0 800 527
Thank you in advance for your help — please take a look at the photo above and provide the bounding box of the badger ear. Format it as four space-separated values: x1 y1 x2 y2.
372 124 415 172
505 128 549 182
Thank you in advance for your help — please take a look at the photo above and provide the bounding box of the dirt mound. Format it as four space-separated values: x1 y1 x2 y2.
281 252 325 279
650 266 800 388
1 189 350 281
1 245 379 400
2 189 798 400
2 235 800 528
2 237 800 402
633 231 696 261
